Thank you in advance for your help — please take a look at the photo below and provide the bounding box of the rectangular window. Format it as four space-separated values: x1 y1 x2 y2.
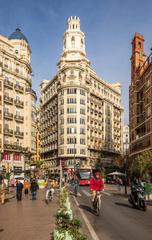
60 99 64 105
67 118 77 123
80 89 85 96
61 90 64 95
67 88 77 94
60 109 64 115
60 149 64 154
67 98 77 104
67 107 77 113
67 127 77 134
80 149 86 155
60 128 64 135
60 118 64 124
67 138 77 144
80 99 85 105
80 108 85 115
80 128 85 134
67 148 76 154
80 139 85 145
80 118 85 124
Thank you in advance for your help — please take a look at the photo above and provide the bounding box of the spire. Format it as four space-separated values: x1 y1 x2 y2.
67 16 80 30
61 16 87 61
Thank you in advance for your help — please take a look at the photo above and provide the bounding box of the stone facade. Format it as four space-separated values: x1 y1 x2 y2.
0 28 37 176
40 17 123 172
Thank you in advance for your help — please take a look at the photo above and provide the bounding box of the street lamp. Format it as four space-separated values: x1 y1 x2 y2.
124 139 129 195
74 137 76 174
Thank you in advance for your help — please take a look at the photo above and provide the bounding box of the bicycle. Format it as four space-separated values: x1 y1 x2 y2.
45 188 54 204
93 191 102 216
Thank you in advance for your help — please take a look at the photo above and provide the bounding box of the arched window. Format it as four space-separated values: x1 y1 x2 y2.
71 36 75 47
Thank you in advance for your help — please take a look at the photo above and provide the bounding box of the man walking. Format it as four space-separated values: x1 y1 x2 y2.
16 180 23 201
30 179 39 200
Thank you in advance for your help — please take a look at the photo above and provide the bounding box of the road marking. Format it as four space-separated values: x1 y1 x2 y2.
73 196 100 240
103 191 111 196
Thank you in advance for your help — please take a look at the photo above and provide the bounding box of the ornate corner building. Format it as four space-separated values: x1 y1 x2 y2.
0 28 37 174
129 33 152 157
40 17 123 172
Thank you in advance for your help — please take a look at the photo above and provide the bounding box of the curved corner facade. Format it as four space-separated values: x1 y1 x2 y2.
0 29 37 175
40 17 123 172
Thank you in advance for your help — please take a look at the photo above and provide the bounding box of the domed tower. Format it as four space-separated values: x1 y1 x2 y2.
59 16 90 66
8 28 31 64
0 27 37 176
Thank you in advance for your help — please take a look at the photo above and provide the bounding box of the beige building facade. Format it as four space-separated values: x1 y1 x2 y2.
40 17 123 172
0 28 37 176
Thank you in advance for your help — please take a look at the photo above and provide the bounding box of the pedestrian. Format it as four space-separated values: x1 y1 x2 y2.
30 178 39 200
16 180 23 201
72 175 79 196
24 179 30 195
11 177 15 188
0 177 6 204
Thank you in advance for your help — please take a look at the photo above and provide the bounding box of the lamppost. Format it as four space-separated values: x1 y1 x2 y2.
124 140 129 195
74 137 76 174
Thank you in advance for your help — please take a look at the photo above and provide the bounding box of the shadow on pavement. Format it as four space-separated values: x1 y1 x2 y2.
113 192 129 198
146 201 152 206
115 202 133 209
79 204 96 215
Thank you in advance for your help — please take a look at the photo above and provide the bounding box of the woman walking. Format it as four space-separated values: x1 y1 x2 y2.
24 179 30 195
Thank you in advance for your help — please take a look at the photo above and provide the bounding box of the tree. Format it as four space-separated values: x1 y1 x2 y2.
131 150 152 181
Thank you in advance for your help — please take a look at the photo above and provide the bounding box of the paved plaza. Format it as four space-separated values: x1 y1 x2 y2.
0 189 58 240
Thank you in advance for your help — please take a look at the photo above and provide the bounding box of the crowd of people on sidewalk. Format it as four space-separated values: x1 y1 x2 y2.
0 177 59 204
12 178 40 201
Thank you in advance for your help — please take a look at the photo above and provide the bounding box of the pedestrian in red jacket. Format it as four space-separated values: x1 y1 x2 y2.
90 172 104 203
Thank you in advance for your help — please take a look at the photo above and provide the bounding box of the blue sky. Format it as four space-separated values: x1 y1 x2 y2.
1 0 152 123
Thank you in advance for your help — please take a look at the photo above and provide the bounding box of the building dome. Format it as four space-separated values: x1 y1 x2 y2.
8 28 29 44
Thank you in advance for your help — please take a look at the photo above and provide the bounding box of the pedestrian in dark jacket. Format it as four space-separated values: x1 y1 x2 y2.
16 180 23 201
30 179 39 200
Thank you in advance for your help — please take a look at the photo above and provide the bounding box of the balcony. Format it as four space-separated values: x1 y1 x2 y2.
14 131 24 138
4 79 13 89
4 111 13 120
4 128 13 136
14 84 24 93
4 143 27 152
14 115 24 123
14 99 24 108
4 95 13 105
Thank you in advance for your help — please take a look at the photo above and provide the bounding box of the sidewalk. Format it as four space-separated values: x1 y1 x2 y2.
0 189 58 240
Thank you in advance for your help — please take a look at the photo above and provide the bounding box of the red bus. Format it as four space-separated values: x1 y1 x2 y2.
79 169 91 186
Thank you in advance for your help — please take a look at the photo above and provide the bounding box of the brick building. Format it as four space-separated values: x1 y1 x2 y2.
129 33 152 157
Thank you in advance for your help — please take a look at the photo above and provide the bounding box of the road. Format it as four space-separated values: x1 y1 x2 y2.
72 186 152 240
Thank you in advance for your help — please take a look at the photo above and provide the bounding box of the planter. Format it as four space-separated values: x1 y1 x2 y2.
54 229 73 240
